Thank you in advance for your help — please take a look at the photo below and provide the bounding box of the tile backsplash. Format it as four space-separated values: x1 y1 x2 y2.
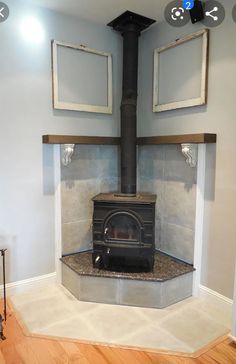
61 145 119 255
138 145 197 264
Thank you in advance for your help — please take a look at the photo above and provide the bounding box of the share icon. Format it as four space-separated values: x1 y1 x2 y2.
201 0 225 27
205 6 219 21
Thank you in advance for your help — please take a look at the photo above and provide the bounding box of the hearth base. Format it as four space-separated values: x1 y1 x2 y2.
61 252 194 309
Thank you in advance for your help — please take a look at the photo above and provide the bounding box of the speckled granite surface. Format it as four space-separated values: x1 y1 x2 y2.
61 251 194 282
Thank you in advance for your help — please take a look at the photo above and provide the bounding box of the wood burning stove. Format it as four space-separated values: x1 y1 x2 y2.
92 193 156 272
92 11 156 272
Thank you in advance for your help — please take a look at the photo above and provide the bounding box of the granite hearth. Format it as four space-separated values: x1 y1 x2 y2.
61 251 194 308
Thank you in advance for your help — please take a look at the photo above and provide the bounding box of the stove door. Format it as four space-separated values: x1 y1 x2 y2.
104 211 143 246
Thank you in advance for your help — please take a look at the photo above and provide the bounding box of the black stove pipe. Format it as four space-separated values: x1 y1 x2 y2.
120 24 139 194
108 12 155 195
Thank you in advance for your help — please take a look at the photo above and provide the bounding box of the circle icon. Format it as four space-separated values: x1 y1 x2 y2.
201 0 225 27
164 0 190 27
232 4 236 23
0 2 9 23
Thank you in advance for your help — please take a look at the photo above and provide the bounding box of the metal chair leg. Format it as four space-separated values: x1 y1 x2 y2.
0 249 7 341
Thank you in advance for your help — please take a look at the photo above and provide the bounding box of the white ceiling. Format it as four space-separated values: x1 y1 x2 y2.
29 0 166 24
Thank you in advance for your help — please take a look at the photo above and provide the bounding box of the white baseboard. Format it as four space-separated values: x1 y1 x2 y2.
199 284 233 306
0 272 56 297
228 334 236 343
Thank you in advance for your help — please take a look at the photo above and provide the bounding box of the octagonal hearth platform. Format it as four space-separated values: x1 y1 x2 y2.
61 251 194 309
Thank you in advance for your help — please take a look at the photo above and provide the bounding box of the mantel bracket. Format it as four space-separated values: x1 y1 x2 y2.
61 144 75 166
181 143 198 168
60 143 198 167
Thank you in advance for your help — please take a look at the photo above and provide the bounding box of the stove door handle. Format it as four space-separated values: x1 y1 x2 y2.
104 227 109 240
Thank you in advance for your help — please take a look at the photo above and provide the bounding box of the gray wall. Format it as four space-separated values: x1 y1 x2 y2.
0 0 121 283
61 145 119 255
138 1 236 298
138 145 197 264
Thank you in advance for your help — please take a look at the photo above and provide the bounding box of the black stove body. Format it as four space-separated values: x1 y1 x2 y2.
92 193 156 272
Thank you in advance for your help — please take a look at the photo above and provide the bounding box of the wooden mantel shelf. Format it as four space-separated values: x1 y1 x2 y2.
43 133 216 145
42 135 120 145
137 133 217 145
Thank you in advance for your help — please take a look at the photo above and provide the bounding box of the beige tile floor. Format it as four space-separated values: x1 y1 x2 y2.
10 284 232 353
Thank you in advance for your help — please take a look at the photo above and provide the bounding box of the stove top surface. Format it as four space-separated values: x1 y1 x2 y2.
93 192 157 204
